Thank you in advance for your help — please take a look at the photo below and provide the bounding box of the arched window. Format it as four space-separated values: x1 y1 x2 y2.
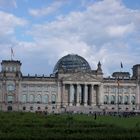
22 94 27 103
104 95 108 104
37 107 41 110
124 96 129 104
119 96 122 104
23 106 26 111
7 84 15 92
119 87 123 93
44 95 49 104
6 67 8 71
10 66 12 72
51 94 56 104
30 106 33 110
45 106 48 110
7 106 12 111
111 87 116 93
36 95 41 104
7 95 13 103
30 95 34 103
131 96 135 105
110 95 115 104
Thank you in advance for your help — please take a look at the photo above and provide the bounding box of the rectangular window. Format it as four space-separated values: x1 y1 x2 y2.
51 85 57 91
131 87 136 94
124 88 129 93
119 87 123 93
104 86 109 93
7 95 14 103
111 87 116 93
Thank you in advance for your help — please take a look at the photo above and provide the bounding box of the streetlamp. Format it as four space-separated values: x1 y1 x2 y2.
112 72 130 115
117 77 120 115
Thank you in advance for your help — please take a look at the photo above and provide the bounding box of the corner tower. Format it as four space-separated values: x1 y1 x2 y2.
0 60 22 111
132 64 140 80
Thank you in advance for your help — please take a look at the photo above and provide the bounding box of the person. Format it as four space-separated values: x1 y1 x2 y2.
94 113 97 120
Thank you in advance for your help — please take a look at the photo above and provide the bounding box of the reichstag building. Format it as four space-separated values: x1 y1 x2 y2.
0 54 140 113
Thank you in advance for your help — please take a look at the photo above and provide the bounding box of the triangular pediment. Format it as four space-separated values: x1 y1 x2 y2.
62 72 98 82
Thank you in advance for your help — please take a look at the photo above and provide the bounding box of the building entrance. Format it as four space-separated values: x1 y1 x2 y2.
7 106 12 111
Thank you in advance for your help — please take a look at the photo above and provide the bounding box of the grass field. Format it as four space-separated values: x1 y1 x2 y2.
0 112 140 140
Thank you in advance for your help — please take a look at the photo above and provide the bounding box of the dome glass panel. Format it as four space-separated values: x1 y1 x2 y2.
53 54 91 73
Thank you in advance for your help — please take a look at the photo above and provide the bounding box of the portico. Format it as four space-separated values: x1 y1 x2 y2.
61 82 103 107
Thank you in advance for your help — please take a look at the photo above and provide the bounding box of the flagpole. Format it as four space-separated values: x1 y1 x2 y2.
10 48 12 61
11 48 12 60
11 47 14 61
117 62 123 115
120 62 123 72
117 78 120 115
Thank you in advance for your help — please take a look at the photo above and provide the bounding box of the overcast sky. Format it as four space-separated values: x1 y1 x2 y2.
0 0 140 76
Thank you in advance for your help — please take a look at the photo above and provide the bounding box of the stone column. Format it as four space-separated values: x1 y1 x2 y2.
57 82 61 108
62 84 65 106
122 88 124 104
115 88 117 104
128 87 132 110
108 86 110 104
136 83 140 110
2 81 6 103
128 88 131 104
93 85 97 105
98 84 103 105
1 81 6 111
15 81 19 103
90 85 93 106
76 84 80 106
69 84 74 106
84 84 88 106
15 80 21 111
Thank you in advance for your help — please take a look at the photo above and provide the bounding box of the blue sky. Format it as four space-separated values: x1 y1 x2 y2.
0 0 140 76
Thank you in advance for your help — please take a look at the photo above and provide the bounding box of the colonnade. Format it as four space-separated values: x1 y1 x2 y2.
61 83 103 107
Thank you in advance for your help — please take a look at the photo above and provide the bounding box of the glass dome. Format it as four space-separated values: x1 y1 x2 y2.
53 54 91 73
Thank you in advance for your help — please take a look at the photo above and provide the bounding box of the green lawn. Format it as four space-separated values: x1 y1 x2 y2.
0 112 140 139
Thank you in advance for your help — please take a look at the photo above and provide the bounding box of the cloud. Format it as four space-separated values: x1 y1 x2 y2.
26 0 140 75
29 1 65 17
0 0 17 9
0 11 28 62
0 0 140 76
0 11 27 36
106 23 135 37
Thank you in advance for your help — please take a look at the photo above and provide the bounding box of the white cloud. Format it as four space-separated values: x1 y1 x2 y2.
1 0 140 76
26 0 140 75
0 0 17 9
29 1 64 17
0 11 28 63
106 23 135 37
0 11 27 36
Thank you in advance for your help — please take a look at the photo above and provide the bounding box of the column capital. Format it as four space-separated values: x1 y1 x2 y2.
70 84 74 88
84 83 88 86
91 84 94 88
76 83 80 86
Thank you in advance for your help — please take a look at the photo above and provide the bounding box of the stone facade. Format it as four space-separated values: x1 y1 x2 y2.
0 54 140 113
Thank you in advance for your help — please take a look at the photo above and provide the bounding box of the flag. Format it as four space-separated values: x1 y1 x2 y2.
121 62 123 68
11 47 14 60
11 47 14 57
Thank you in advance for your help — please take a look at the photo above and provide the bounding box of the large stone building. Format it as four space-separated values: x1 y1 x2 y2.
0 54 140 113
